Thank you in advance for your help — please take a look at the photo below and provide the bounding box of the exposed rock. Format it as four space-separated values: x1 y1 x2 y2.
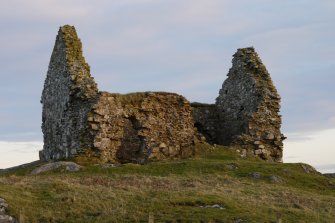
226 163 238 170
0 198 8 215
0 215 18 223
250 172 262 179
95 163 120 169
31 161 82 175
269 175 283 183
300 164 320 174
199 204 225 210
0 198 18 223
0 161 43 175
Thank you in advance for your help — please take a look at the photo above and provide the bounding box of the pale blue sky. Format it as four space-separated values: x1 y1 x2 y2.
0 0 334 172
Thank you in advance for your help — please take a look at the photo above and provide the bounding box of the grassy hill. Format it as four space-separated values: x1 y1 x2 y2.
0 144 334 223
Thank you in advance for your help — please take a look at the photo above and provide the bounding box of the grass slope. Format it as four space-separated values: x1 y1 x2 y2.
0 144 334 223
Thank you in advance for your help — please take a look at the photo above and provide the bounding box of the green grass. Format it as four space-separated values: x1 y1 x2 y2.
0 144 334 222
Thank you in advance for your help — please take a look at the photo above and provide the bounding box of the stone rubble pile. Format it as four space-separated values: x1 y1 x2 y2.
0 198 17 223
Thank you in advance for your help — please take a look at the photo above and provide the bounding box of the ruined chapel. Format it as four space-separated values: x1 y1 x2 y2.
39 25 285 164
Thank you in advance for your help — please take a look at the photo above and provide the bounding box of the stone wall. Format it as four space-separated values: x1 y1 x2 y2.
215 47 285 162
86 92 196 163
40 25 285 163
40 25 196 164
0 198 18 223
40 25 98 161
190 103 219 144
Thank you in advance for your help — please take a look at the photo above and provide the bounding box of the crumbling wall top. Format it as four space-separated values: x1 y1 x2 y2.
232 47 280 101
59 25 98 100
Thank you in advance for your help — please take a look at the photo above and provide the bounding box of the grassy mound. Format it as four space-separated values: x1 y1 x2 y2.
0 144 334 222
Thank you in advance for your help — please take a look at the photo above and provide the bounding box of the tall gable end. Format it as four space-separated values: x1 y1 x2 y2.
40 25 98 161
216 47 285 161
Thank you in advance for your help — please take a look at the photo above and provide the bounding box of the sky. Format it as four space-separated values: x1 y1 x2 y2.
0 0 334 172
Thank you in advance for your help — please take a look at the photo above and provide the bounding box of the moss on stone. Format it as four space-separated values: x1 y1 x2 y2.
61 26 86 64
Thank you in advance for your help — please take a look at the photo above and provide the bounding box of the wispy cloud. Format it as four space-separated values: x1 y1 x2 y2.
0 141 41 169
0 132 42 142
284 128 335 173
285 133 313 143
315 164 335 174
0 0 89 21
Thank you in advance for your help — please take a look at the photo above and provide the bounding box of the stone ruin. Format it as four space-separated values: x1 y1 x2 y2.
193 48 286 162
40 25 196 164
40 25 285 164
